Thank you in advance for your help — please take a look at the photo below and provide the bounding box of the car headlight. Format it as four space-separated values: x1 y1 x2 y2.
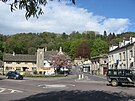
16 75 19 77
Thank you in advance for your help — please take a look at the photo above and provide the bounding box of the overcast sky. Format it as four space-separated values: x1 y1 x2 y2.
0 0 134 35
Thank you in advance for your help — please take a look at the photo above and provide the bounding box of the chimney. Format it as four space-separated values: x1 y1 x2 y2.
13 51 15 56
45 47 47 52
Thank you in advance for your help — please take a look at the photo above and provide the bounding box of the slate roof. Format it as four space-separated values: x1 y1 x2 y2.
3 54 36 62
44 51 58 60
0 60 3 67
108 42 134 53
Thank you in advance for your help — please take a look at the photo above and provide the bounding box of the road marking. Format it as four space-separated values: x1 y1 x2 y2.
0 88 5 93
43 84 66 88
66 84 75 87
38 84 75 88
0 87 23 94
8 89 23 93
5 79 25 82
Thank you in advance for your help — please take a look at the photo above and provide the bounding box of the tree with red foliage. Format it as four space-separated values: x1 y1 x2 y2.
76 41 90 59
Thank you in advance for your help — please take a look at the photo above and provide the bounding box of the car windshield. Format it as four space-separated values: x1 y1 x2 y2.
131 70 135 75
13 72 20 75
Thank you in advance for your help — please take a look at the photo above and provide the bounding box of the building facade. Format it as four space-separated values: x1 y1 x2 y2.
3 54 37 74
3 47 65 75
108 37 135 70
91 54 108 75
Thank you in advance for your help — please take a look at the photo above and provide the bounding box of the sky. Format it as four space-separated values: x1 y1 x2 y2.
0 0 135 35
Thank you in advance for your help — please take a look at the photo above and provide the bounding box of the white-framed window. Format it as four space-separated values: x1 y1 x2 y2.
119 53 122 61
6 67 12 70
6 62 12 64
32 67 36 71
130 50 133 58
17 62 21 64
112 55 113 62
16 67 21 71
123 52 125 61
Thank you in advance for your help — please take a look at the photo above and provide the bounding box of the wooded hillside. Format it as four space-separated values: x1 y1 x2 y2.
0 31 135 60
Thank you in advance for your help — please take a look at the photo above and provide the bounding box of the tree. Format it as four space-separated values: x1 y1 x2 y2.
91 38 109 57
1 0 75 19
82 31 96 40
28 47 37 55
75 40 90 59
49 53 71 74
62 32 68 40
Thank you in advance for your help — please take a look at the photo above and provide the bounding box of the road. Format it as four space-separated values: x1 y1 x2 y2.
0 75 135 101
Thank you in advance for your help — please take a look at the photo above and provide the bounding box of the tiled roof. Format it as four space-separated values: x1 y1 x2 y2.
3 54 36 62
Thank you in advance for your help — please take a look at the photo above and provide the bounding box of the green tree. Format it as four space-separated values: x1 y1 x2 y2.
69 31 82 41
0 50 3 60
62 32 68 40
1 0 75 19
28 47 37 55
82 31 96 40
91 38 109 57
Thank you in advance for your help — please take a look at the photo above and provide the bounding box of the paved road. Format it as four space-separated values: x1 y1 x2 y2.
0 75 135 101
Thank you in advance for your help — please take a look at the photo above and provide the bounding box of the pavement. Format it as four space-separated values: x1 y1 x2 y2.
1 74 135 101
75 76 108 84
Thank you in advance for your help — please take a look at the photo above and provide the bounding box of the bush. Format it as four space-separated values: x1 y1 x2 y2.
33 71 37 74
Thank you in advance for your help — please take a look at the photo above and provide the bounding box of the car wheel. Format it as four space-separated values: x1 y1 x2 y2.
111 80 118 86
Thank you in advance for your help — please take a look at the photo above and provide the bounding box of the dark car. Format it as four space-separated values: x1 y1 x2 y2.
106 69 135 86
6 71 23 80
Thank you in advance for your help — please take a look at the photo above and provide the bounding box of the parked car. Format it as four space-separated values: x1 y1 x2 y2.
6 71 23 80
106 69 135 86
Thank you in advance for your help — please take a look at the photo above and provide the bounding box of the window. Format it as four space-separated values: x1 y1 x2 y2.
16 67 21 71
25 62 28 64
109 56 111 61
113 71 117 75
17 62 21 64
118 71 123 75
123 52 125 61
112 55 113 62
119 53 122 61
6 62 12 64
6 67 12 70
124 70 131 76
130 50 133 58
108 70 117 76
39 71 42 74
32 67 36 71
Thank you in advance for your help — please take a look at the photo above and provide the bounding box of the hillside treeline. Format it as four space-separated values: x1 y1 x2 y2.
0 31 135 60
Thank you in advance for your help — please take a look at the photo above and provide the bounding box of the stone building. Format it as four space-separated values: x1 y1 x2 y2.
3 53 37 74
2 47 63 74
108 37 135 70
91 54 108 75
